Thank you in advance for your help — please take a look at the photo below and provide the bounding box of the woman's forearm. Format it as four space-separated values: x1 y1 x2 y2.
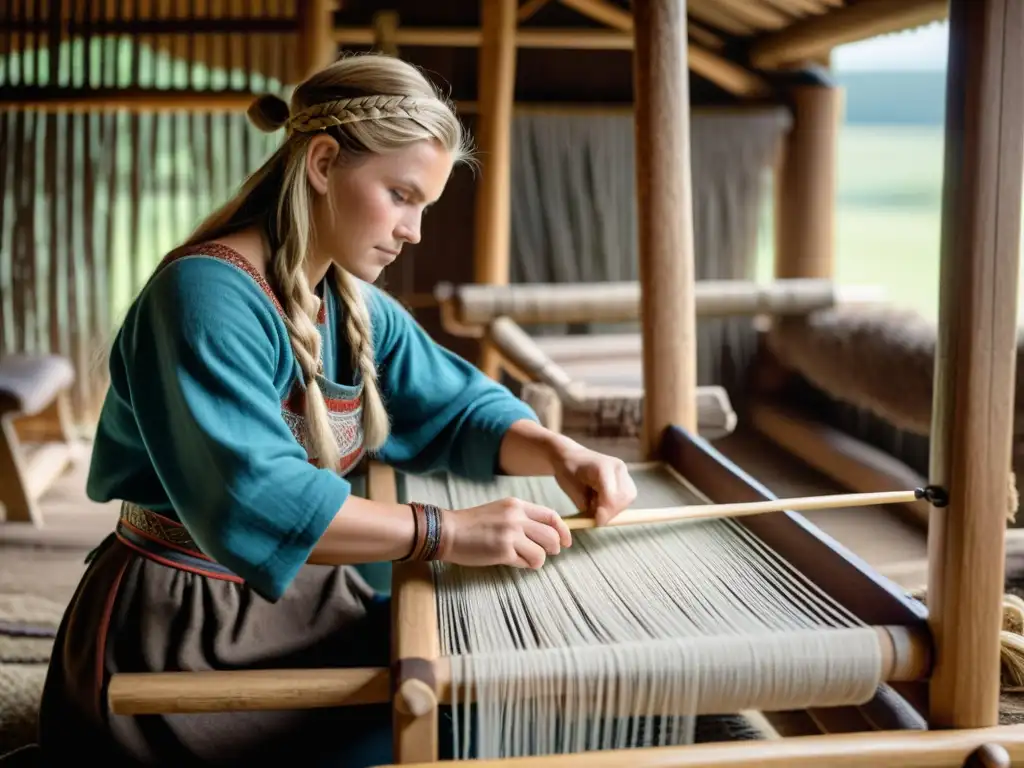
308 495 416 565
497 418 577 476
305 421 583 565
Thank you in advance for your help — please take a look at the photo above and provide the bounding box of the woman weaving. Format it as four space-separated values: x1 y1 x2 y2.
36 54 636 767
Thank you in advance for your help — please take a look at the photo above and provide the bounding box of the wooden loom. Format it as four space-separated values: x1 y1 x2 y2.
100 0 1024 766
432 278 884 441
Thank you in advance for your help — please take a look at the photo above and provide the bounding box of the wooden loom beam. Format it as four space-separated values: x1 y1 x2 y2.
926 0 1024 729
0 26 767 104
748 401 932 531
330 25 768 99
434 277 884 330
479 315 739 441
105 621 931 716
373 726 1024 768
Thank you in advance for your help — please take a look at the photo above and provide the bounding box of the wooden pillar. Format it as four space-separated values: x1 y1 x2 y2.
926 0 1024 729
633 0 697 457
774 82 842 279
372 10 400 57
371 461 442 764
296 0 336 80
472 0 518 379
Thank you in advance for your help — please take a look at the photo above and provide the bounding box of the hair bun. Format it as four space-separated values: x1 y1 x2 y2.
247 93 291 133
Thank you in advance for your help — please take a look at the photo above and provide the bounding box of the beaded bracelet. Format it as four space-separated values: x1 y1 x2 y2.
397 502 445 562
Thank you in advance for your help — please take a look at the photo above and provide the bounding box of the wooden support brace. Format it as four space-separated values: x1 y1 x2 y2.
926 0 1024 729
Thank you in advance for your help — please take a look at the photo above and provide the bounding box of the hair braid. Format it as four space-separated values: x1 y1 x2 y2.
270 162 342 470
332 266 389 451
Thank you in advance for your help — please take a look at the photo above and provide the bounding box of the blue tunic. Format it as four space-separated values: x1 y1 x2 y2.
85 248 538 601
36 243 538 768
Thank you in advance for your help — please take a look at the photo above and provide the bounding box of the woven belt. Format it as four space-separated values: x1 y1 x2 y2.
115 502 243 583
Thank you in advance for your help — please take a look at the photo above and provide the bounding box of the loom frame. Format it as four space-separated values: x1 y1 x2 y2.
477 315 739 441
379 425 935 765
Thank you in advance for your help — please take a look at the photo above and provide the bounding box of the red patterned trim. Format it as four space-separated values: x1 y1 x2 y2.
335 448 365 474
118 515 215 563
162 242 288 321
164 243 330 327
114 532 245 584
283 386 363 415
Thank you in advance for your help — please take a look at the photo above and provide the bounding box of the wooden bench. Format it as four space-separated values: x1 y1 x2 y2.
0 353 80 527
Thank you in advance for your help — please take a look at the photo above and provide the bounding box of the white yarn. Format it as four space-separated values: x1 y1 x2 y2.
403 465 885 760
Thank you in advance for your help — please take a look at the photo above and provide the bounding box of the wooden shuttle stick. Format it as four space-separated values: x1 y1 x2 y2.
564 489 926 530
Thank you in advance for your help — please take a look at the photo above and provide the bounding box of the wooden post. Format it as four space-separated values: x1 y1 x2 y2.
295 0 336 81
368 462 441 763
633 0 697 457
926 0 1024 729
774 82 842 280
372 10 400 57
471 0 518 379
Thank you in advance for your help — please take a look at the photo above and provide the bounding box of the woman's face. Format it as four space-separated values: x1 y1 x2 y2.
306 136 454 284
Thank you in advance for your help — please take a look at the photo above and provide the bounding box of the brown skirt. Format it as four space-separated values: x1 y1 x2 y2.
36 532 402 767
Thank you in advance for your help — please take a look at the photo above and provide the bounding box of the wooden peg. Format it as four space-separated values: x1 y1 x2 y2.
964 743 1012 768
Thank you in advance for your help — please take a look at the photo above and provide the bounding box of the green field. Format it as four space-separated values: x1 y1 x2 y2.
755 123 1019 324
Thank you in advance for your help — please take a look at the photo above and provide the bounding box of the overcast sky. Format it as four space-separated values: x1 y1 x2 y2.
832 21 949 71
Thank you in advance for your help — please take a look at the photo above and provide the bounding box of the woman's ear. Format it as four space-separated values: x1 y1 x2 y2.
305 134 339 196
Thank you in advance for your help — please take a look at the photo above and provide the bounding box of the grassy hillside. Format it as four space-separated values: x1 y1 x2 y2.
755 69 1024 324
836 71 946 127
833 124 944 321
756 123 946 323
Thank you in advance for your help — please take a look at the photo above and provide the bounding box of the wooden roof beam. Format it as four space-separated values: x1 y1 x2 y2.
557 0 769 97
748 0 948 70
332 25 771 98
559 0 724 48
517 0 553 23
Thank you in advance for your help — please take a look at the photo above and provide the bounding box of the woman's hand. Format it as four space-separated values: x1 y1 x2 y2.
549 442 637 526
440 498 573 569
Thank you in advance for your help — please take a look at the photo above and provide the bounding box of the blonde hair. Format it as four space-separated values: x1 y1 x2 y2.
182 53 473 469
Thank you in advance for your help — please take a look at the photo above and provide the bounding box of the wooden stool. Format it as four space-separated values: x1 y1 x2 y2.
0 353 79 527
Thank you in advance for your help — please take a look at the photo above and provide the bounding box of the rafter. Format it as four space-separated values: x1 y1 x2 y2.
517 0 552 23
748 0 948 69
553 0 769 97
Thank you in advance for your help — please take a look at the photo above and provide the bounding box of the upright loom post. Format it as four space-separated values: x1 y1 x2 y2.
632 0 698 457
471 0 517 379
926 0 1024 729
375 461 442 764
